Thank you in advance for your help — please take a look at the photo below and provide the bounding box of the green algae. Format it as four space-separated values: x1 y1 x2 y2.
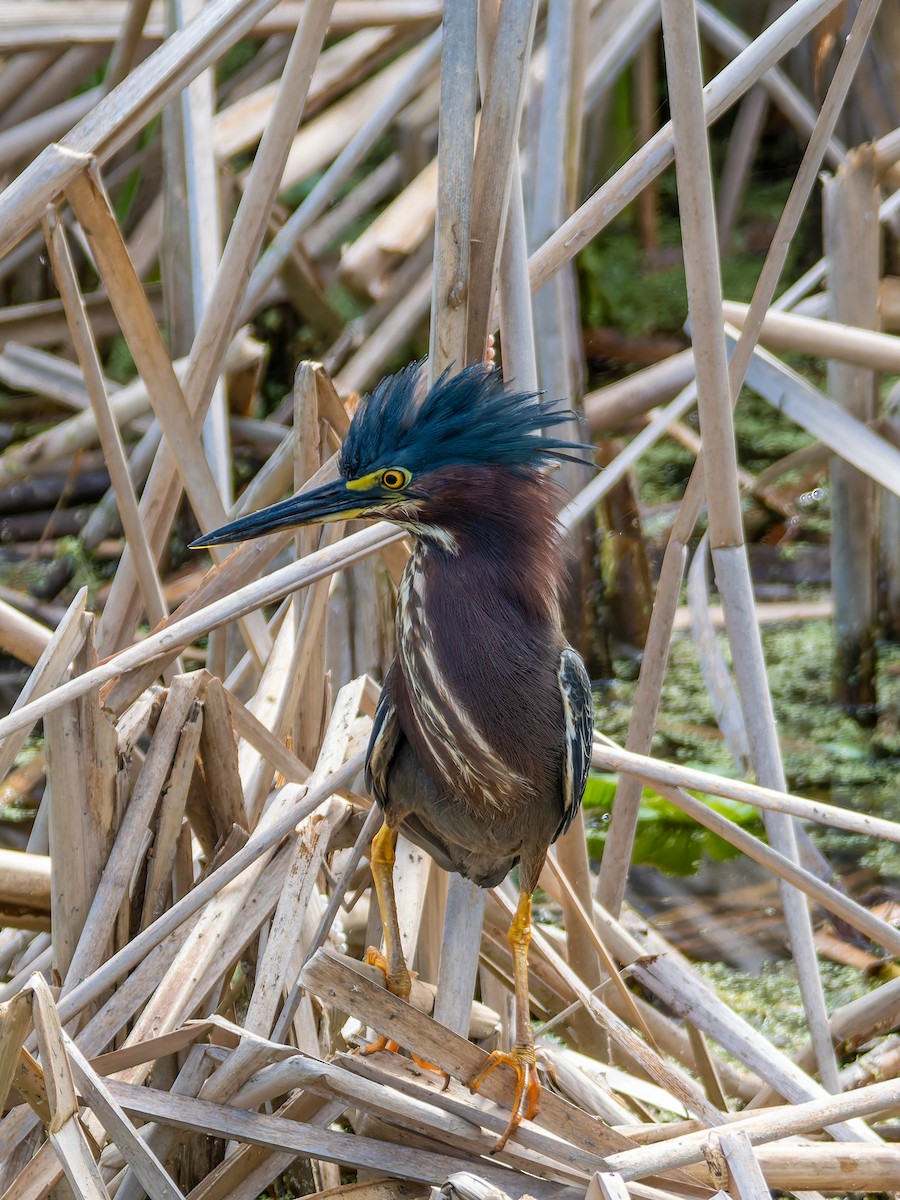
697 958 878 1055
584 771 762 876
589 620 900 877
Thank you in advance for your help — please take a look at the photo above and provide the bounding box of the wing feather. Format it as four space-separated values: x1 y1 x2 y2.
365 675 402 810
555 646 593 839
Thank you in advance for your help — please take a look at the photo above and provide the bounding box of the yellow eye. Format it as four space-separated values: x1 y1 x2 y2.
381 468 408 491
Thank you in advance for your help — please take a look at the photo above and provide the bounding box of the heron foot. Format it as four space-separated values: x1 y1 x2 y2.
468 1044 541 1152
364 945 411 1000
358 947 448 1085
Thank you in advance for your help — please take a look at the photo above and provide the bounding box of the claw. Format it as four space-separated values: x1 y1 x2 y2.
469 1044 541 1152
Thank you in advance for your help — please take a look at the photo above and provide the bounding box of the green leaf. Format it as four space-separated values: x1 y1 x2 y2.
581 773 618 809
584 771 762 876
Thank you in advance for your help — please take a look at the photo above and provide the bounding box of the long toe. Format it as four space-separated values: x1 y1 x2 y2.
359 1034 400 1056
357 1035 447 1083
468 1044 542 1152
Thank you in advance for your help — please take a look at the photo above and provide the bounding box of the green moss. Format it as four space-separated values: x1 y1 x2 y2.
732 390 815 473
104 334 139 384
579 230 688 338
634 434 696 509
596 621 900 876
697 959 877 1053
634 386 819 512
759 622 900 807
577 174 814 345
858 840 900 878
216 40 262 86
597 635 743 777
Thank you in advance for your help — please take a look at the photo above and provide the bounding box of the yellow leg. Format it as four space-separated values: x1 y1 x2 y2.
469 887 541 1152
369 820 411 1000
361 822 445 1082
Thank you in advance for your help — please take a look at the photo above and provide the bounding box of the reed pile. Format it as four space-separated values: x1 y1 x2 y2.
0 1 899 1197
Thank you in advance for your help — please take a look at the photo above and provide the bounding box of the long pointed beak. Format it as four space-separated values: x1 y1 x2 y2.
190 459 376 549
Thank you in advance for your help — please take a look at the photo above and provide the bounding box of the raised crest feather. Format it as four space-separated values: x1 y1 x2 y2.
339 362 591 481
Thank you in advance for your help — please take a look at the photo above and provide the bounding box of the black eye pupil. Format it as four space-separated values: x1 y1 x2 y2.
384 471 402 488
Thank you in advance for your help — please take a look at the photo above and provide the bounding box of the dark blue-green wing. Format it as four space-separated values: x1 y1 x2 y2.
365 673 402 810
556 646 593 838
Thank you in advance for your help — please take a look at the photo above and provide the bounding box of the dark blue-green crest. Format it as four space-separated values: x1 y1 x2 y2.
188 361 593 549
339 362 589 481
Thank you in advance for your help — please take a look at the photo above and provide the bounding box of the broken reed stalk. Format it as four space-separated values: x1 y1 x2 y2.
526 19 598 1018
41 207 171 633
423 0 480 1037
0 520 399 761
291 364 326 773
465 0 538 362
658 0 843 1096
98 0 335 658
723 300 900 370
0 6 898 1196
484 0 603 1055
428 0 476 384
427 0 544 1042
164 0 232 515
523 0 847 305
528 0 583 402
824 146 881 717
0 588 89 785
595 0 881 920
45 618 119 984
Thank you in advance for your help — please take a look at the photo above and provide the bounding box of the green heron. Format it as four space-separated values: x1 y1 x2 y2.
192 363 594 1147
